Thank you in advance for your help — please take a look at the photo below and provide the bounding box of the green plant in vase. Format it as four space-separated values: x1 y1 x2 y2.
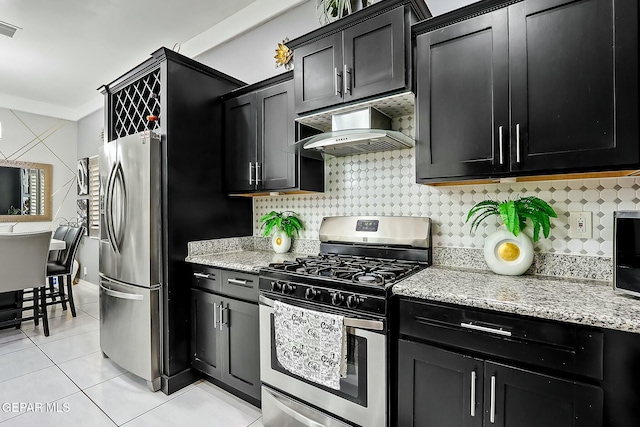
259 211 304 253
466 196 557 275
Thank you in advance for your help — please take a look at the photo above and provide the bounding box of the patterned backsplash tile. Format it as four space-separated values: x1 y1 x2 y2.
252 115 638 258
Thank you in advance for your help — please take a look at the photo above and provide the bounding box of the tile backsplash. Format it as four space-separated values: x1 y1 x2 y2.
253 115 638 257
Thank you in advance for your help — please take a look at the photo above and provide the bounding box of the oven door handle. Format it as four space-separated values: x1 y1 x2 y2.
259 295 384 331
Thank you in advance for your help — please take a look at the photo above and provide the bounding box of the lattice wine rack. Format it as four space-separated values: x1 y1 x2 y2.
111 69 161 139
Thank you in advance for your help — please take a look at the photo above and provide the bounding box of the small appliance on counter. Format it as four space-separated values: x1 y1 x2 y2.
614 210 640 297
258 215 431 427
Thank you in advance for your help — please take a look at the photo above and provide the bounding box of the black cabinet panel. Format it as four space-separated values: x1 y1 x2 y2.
416 10 509 180
225 74 323 194
225 92 257 192
488 362 603 427
258 80 295 190
343 6 405 101
294 33 343 113
222 298 260 400
294 6 411 114
191 289 222 380
414 0 639 182
398 340 483 427
509 0 638 173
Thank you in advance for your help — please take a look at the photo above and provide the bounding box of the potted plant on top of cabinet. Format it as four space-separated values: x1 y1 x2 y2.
466 196 557 275
260 211 304 253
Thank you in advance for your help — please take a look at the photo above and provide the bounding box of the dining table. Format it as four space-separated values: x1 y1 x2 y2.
50 238 66 251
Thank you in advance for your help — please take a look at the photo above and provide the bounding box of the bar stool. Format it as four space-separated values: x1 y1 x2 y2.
45 226 84 317
0 231 52 336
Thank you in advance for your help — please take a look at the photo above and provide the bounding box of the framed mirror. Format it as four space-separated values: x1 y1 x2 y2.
0 159 52 222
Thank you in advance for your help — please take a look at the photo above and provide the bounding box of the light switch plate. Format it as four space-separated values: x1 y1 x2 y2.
568 211 592 239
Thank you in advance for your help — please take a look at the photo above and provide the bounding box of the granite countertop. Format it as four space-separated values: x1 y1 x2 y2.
393 266 640 334
185 250 302 273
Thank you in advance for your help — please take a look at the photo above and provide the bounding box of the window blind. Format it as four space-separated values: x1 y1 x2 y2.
88 156 100 237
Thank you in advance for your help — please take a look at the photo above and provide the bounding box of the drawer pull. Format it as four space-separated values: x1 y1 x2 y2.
193 272 213 280
228 278 249 286
460 322 512 337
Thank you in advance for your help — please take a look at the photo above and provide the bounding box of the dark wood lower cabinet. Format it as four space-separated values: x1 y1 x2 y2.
488 362 602 427
191 288 260 401
397 339 602 427
398 340 483 427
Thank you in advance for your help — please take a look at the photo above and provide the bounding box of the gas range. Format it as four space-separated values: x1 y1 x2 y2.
258 216 432 317
258 216 431 427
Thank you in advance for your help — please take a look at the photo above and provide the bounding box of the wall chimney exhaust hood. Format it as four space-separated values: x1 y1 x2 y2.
290 92 415 159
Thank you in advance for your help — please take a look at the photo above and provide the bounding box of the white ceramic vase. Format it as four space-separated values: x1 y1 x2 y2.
483 226 534 276
272 230 291 253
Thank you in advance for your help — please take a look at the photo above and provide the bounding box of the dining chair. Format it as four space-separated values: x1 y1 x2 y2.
45 226 84 317
0 231 52 336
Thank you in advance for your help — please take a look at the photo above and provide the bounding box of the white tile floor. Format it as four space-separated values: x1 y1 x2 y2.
0 281 264 427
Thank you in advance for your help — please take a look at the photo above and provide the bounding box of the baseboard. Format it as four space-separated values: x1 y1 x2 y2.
161 368 199 395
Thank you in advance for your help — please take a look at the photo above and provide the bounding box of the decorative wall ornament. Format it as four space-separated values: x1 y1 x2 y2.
77 157 89 195
77 199 88 235
274 38 293 70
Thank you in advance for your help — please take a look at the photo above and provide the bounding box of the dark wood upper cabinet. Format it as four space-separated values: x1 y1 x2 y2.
290 1 430 115
257 81 296 190
509 0 638 173
414 0 639 183
293 33 343 114
224 73 324 194
343 6 406 102
415 9 509 181
224 92 257 193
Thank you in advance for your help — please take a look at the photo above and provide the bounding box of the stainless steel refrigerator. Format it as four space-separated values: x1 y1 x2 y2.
99 131 163 391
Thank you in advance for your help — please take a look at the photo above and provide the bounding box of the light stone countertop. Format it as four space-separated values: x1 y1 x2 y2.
185 250 303 273
393 266 640 334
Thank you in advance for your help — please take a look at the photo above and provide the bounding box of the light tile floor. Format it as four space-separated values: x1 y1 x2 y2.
0 281 264 427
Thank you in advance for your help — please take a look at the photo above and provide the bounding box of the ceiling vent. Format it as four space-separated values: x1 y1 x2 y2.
0 21 21 38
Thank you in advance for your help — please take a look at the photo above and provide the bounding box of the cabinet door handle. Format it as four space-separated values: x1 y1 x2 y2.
219 304 226 330
516 123 521 163
343 64 352 95
213 302 217 327
334 67 342 96
498 126 504 165
470 370 476 417
248 162 254 185
256 163 262 184
460 322 512 337
490 375 497 423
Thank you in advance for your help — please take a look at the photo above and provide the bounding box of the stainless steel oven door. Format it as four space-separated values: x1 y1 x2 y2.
259 295 386 427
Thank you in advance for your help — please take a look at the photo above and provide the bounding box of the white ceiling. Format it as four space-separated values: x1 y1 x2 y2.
0 0 471 122
0 0 307 121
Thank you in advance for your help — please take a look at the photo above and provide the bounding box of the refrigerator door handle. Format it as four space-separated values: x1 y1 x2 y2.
104 164 118 253
100 283 144 301
112 162 128 252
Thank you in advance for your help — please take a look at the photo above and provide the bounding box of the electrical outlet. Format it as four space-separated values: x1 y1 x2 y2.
83 267 87 278
569 211 592 239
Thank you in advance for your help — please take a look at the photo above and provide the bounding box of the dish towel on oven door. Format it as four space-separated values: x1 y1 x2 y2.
273 300 347 390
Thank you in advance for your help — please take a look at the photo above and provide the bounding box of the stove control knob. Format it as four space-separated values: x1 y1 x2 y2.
281 283 296 294
270 281 282 292
331 292 345 306
346 295 362 309
304 288 319 300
